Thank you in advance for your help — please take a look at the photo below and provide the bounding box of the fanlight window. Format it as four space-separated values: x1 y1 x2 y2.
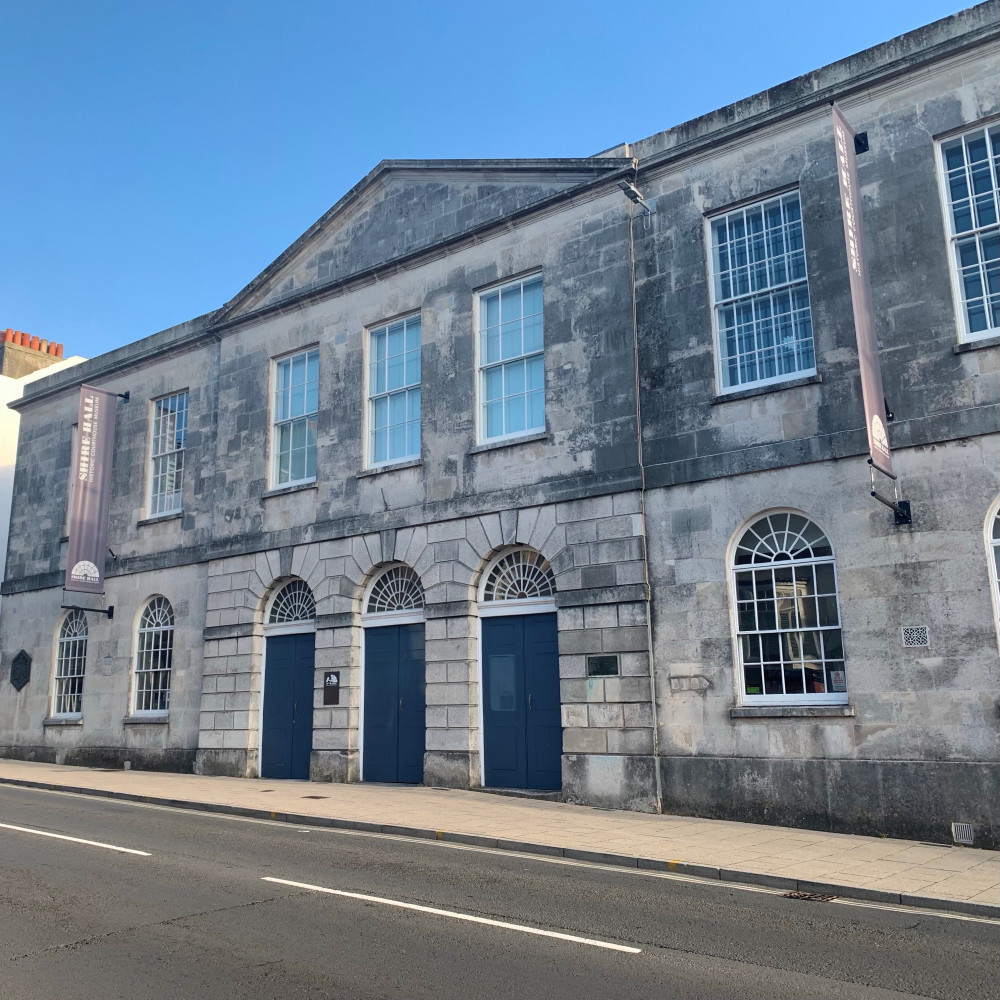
53 610 88 716
268 579 316 624
482 548 555 602
732 512 846 704
366 565 424 614
134 597 174 714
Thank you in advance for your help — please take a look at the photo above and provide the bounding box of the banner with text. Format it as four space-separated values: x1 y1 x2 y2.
832 102 894 478
65 385 118 594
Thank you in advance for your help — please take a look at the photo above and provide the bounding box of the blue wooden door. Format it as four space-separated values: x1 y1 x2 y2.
363 624 425 783
482 613 561 790
261 633 315 780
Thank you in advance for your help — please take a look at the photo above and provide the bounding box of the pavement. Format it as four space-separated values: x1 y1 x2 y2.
0 757 996 917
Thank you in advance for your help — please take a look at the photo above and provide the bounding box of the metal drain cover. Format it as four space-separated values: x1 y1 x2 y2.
782 891 838 901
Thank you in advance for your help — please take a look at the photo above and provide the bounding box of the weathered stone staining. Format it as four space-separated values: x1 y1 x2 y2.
1 4 998 845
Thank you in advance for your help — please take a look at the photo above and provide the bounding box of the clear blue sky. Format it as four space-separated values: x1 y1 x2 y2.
1 0 969 359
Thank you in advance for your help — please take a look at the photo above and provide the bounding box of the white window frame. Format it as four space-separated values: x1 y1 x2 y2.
147 390 188 517
935 120 1000 343
728 510 848 707
475 273 545 444
52 609 88 718
707 190 817 395
131 596 174 716
365 314 421 468
270 347 319 489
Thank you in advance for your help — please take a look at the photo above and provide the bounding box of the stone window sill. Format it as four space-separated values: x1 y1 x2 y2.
954 334 1000 354
137 512 182 528
357 458 422 479
123 714 169 726
469 430 550 455
731 705 855 719
262 482 317 500
712 374 823 405
43 716 82 727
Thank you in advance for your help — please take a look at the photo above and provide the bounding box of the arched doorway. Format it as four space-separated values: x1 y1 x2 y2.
261 579 316 779
478 547 561 791
361 565 426 784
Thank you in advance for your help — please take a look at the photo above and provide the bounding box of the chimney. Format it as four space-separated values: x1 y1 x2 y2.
0 327 71 378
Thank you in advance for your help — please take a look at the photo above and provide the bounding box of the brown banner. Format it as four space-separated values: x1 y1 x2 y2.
65 385 118 594
832 102 893 478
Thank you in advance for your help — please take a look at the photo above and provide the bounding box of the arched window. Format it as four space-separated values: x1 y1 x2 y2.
481 547 556 602
366 565 424 614
53 610 87 716
268 579 316 624
134 597 174 714
732 512 846 704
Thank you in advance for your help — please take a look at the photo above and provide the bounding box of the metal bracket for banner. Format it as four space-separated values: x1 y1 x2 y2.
61 602 114 619
868 460 912 525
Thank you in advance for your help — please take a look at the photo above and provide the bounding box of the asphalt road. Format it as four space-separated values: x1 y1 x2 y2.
0 784 996 999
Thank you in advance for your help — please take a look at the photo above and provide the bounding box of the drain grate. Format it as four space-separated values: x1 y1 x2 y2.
951 822 975 846
782 891 838 902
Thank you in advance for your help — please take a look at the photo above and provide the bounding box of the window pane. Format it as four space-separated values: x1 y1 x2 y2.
389 392 406 425
373 427 387 464
522 278 542 317
373 395 388 430
501 320 521 360
387 322 404 357
387 354 404 391
389 423 406 460
485 401 503 438
504 394 526 434
505 359 526 396
405 319 420 352
526 355 544 390
484 367 503 401
527 390 545 430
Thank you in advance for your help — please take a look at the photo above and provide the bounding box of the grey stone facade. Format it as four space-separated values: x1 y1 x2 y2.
2 4 998 845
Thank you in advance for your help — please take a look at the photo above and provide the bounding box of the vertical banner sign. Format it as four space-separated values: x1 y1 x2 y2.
832 102 893 478
65 385 118 594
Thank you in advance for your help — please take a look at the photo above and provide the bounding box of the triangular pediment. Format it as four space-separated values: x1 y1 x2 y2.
217 158 631 322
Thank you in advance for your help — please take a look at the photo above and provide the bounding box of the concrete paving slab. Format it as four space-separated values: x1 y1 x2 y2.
0 758 996 918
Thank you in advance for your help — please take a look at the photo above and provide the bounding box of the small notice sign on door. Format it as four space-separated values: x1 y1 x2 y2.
323 671 340 706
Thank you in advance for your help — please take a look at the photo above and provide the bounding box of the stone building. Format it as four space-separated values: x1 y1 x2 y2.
2 3 998 845
0 331 84 617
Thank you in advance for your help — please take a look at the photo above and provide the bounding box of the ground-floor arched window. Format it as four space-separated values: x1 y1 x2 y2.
53 610 88 716
133 597 174 714
731 511 847 704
